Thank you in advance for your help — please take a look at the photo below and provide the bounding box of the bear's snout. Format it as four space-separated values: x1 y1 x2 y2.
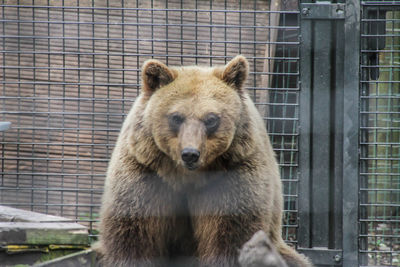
181 147 200 169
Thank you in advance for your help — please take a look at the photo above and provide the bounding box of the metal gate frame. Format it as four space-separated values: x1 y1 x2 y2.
297 0 360 266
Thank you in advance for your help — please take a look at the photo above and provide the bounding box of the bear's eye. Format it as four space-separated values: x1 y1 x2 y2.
168 113 185 132
203 113 220 135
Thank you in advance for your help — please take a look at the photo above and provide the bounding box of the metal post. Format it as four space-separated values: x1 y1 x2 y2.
342 0 360 266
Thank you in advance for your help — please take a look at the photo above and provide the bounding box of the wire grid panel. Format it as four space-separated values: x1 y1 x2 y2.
268 12 299 246
360 3 400 266
0 0 300 243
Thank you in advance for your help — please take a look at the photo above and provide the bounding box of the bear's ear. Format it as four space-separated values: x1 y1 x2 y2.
220 55 249 92
142 59 176 96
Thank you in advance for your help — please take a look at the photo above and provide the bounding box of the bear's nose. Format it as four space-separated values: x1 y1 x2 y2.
181 148 200 164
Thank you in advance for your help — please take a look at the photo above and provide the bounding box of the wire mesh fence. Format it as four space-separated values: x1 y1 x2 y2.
4 1 400 265
0 0 300 245
360 3 400 266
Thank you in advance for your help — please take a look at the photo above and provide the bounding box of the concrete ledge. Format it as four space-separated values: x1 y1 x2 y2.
0 206 89 245
0 222 88 245
0 205 75 223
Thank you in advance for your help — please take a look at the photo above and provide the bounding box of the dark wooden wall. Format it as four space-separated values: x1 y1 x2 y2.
0 0 271 227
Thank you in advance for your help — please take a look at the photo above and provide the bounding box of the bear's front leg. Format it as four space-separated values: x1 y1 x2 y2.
97 174 182 267
99 212 172 267
192 213 263 267
189 188 268 267
188 174 272 267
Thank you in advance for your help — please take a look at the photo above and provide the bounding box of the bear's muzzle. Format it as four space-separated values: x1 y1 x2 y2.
181 147 200 170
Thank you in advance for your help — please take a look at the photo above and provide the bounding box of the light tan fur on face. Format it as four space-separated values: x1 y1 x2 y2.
144 66 243 172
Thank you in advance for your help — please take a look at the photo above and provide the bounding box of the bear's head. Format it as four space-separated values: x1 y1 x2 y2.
130 56 253 174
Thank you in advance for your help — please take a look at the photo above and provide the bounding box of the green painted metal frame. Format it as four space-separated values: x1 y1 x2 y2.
298 0 360 266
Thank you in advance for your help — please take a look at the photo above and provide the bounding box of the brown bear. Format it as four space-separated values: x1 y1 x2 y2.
96 56 311 267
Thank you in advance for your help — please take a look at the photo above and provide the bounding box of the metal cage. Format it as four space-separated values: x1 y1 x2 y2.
1 1 400 266
0 0 300 246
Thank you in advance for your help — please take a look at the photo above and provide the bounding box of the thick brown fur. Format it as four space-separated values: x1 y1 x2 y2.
95 56 312 267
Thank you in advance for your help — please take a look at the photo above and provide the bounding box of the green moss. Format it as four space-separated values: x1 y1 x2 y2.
35 250 77 264
26 229 89 245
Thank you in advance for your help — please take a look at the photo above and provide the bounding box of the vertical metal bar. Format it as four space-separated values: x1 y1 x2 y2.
31 1 36 212
76 0 81 226
342 0 360 265
151 0 154 58
121 0 125 116
195 0 198 65
271 7 278 195
180 1 183 65
136 0 139 97
165 0 169 65
46 0 50 215
238 0 242 54
209 0 212 66
311 20 332 247
16 0 21 205
298 16 312 249
1 0 5 195
287 13 300 246
90 0 95 234
388 12 395 266
106 0 110 170
332 19 344 250
373 93 378 267
359 9 369 266
298 20 313 251
224 0 227 64
105 0 110 238
294 13 301 249
61 0 66 217
253 0 257 92
269 0 278 219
